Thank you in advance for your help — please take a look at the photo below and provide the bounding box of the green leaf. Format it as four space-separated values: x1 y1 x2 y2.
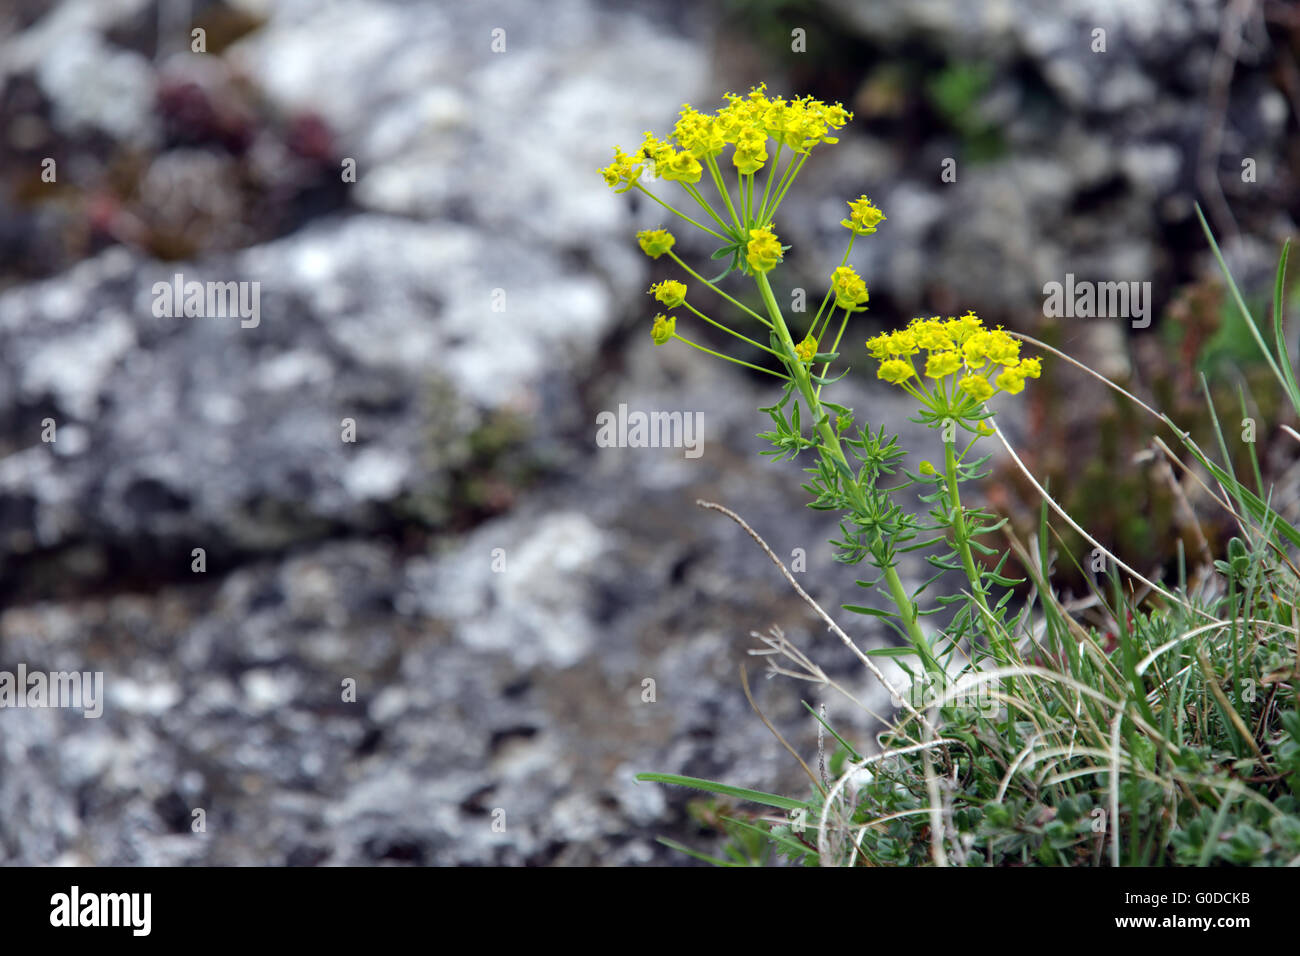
1196 204 1291 402
865 645 921 658
985 572 1026 587
842 603 894 618
634 773 808 811
1171 422 1300 549
1271 239 1300 415
811 369 850 386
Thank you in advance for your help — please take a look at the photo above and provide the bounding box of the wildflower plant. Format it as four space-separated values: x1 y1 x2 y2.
603 85 1040 683
604 91 1300 867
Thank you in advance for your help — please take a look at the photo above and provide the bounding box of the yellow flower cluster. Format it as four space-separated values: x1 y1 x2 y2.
650 280 687 309
638 132 704 183
600 146 645 192
733 127 768 176
746 225 783 273
600 84 852 188
637 228 676 259
794 334 818 363
720 85 852 153
650 313 676 346
866 312 1041 399
841 195 886 235
831 265 869 312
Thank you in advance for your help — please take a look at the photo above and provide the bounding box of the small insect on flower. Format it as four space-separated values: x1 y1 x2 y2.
599 147 646 192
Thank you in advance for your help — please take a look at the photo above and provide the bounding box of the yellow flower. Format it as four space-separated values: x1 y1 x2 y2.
878 359 914 384
611 88 851 204
996 366 1027 394
831 266 869 312
673 106 725 158
962 331 990 369
650 313 676 345
819 101 851 130
637 228 676 259
716 91 759 142
650 280 686 309
599 147 644 192
786 108 823 152
760 96 793 141
841 195 885 235
958 374 994 401
912 317 953 351
794 334 818 363
869 309 1042 400
732 127 768 175
925 350 962 379
984 329 1021 365
918 460 937 476
660 150 703 184
746 225 783 273
946 311 982 345
885 329 919 357
865 333 890 360
637 132 675 176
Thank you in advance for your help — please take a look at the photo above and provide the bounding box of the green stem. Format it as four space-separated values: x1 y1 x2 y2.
634 184 729 241
943 438 1006 660
703 155 742 232
810 234 856 340
754 271 942 678
671 334 788 379
763 152 808 222
814 309 850 401
683 302 783 358
758 142 783 223
681 181 737 237
667 250 770 328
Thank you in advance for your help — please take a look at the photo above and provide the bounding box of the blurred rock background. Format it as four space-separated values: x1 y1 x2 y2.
0 0 1296 865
